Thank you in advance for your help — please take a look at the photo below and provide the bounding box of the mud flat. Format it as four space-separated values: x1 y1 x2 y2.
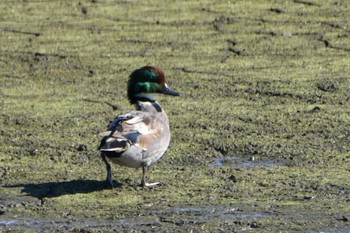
1 0 350 232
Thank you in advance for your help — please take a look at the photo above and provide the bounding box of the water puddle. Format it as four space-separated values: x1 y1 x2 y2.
0 218 111 229
2 205 347 232
0 218 70 229
0 205 272 230
156 205 272 224
209 156 283 168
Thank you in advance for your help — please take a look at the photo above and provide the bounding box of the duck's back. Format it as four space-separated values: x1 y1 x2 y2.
99 101 170 168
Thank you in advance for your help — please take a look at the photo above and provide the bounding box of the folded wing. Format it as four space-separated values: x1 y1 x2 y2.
98 111 159 154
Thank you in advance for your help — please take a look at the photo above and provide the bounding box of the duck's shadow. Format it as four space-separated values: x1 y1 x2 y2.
5 179 111 199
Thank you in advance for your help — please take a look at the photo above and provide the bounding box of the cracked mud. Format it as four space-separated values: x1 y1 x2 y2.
1 0 350 232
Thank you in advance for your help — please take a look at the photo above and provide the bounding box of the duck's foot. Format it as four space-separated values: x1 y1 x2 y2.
105 179 122 189
102 153 120 189
141 182 160 188
141 165 160 188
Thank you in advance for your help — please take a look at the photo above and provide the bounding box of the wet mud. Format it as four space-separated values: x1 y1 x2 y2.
1 0 350 232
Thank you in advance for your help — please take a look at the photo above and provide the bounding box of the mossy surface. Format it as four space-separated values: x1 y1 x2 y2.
1 0 350 232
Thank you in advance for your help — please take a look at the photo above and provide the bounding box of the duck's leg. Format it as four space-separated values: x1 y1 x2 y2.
101 153 114 188
141 165 159 187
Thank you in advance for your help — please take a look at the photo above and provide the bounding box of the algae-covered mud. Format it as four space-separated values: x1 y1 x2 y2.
1 0 350 232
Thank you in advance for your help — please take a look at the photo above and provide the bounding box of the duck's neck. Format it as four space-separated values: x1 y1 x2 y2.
135 100 163 113
129 93 155 104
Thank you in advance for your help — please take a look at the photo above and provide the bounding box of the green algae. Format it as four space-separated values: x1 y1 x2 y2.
1 0 350 232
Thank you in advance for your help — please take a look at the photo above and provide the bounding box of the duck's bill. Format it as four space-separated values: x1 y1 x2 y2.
163 83 181 96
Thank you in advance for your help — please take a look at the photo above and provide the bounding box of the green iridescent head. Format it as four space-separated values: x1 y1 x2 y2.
127 66 180 104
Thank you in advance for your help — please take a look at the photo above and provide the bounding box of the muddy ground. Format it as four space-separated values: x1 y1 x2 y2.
1 0 350 232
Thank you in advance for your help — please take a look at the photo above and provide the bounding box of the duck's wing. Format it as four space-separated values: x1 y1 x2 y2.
98 111 160 153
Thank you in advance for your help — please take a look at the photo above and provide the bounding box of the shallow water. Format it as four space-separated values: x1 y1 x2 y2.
0 205 271 230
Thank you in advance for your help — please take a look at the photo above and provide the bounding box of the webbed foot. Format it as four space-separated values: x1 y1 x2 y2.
105 179 122 189
141 182 160 188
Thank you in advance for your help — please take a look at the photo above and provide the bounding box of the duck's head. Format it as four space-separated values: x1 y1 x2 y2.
127 66 180 104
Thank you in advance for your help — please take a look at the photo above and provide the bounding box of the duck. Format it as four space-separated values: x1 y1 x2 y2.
98 66 180 188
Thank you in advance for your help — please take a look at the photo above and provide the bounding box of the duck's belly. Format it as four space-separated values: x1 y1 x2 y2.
107 144 168 168
107 146 143 168
108 156 143 168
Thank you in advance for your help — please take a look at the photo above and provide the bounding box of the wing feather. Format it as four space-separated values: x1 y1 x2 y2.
99 110 159 152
